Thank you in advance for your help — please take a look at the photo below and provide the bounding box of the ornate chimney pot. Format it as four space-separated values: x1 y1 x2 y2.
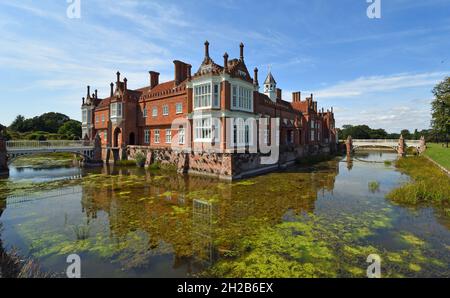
239 42 244 61
204 40 210 58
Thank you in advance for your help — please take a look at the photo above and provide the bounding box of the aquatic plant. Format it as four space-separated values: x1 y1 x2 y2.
115 160 137 167
73 225 90 240
384 160 392 166
386 156 450 205
368 181 380 193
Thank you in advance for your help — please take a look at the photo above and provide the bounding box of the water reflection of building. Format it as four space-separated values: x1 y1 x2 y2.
78 159 340 272
192 199 215 264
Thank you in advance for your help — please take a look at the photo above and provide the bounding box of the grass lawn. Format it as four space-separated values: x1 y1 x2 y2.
424 143 450 170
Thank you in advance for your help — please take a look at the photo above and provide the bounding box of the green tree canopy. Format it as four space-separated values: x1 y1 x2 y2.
57 120 82 139
431 76 450 146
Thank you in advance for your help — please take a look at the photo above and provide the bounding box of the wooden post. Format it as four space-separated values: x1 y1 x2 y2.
398 134 406 156
345 135 353 156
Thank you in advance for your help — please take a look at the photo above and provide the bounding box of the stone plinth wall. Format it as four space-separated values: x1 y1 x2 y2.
125 144 333 180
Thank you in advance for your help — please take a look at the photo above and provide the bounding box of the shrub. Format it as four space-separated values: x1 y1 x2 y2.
135 152 146 168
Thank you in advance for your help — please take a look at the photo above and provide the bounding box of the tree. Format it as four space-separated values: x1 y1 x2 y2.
9 115 26 132
58 120 82 139
431 77 450 147
400 129 411 139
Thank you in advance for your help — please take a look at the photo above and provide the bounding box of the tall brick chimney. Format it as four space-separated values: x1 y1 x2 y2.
110 82 114 97
276 88 282 100
173 60 189 85
292 91 301 102
149 71 160 89
240 42 244 61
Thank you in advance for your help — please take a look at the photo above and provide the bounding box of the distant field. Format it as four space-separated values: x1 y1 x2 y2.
425 143 450 170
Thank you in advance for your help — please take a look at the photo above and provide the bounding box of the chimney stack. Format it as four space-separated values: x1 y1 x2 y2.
276 88 282 100
253 67 259 86
149 71 160 89
82 97 85 105
95 89 98 99
187 64 192 80
292 91 301 102
124 77 128 91
204 40 210 59
239 42 244 61
116 71 121 83
87 85 90 98
110 82 114 97
173 60 189 85
223 52 229 72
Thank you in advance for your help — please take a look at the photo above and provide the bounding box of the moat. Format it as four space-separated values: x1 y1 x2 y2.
0 152 449 277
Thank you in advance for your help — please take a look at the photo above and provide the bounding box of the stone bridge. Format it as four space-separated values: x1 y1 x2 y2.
0 135 103 177
345 135 426 156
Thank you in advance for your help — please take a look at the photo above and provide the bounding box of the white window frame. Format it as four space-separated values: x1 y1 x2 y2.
193 116 220 143
152 107 158 117
143 107 147 118
231 83 253 112
144 129 150 144
231 118 254 147
163 105 169 116
82 109 88 124
176 103 183 114
110 102 123 119
192 78 221 110
165 129 172 144
154 129 160 144
178 127 185 145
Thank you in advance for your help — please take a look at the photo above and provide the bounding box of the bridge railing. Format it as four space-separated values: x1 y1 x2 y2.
6 140 93 150
353 139 421 144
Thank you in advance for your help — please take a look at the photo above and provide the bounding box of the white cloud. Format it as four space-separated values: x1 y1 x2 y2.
313 71 450 98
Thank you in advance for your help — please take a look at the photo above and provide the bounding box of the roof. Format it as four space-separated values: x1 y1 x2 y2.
264 72 276 85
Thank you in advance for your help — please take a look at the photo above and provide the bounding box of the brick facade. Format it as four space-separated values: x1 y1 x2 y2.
81 41 337 178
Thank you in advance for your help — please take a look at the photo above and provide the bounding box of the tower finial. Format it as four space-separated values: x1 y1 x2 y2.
204 40 210 58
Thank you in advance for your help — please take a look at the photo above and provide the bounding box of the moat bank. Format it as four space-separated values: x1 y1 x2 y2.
0 151 449 277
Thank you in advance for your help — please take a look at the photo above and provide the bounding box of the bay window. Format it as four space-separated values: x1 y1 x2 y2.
82 110 88 124
110 102 122 119
231 84 252 112
194 117 220 142
193 82 220 109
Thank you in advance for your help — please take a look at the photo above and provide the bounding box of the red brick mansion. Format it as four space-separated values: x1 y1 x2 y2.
81 41 337 179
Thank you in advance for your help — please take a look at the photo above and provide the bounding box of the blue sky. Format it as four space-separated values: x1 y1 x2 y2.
0 0 449 132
